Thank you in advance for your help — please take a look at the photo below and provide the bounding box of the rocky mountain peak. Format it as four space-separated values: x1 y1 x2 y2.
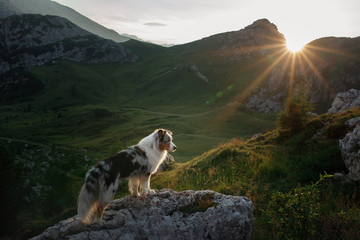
240 18 284 42
246 18 278 31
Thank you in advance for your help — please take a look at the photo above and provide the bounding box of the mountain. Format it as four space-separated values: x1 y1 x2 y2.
2 16 360 109
0 14 138 101
165 19 360 113
173 19 285 56
0 0 132 42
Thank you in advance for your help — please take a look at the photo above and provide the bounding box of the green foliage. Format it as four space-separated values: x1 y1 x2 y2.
263 174 332 240
277 92 314 138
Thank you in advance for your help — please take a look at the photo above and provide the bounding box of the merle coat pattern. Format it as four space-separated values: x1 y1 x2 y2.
77 129 176 224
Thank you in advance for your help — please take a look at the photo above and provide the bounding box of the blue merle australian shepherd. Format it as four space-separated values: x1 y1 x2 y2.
77 128 177 224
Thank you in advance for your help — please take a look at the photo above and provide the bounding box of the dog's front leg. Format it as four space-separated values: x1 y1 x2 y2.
128 177 140 197
140 174 155 196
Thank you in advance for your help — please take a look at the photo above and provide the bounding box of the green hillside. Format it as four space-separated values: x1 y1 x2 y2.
152 107 360 239
0 38 279 162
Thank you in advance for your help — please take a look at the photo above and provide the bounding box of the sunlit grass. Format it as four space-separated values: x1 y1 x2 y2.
152 108 360 239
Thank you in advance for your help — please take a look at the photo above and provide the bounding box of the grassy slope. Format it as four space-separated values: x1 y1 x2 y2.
151 107 360 239
0 41 278 238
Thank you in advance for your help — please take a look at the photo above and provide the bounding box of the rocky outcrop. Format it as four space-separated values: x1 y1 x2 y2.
31 189 254 240
245 88 284 113
345 117 360 129
190 64 209 83
328 89 360 114
203 19 286 62
339 121 360 181
0 14 138 74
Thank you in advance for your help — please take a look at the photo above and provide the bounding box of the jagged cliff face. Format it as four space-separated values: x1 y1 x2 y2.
215 19 286 60
0 14 137 74
0 0 131 42
1 14 91 50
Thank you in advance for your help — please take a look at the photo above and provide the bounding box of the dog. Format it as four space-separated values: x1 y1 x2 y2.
77 128 177 224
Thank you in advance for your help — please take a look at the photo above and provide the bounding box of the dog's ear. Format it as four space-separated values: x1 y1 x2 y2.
157 129 165 136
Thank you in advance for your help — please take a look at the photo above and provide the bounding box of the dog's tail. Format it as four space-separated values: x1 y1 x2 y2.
77 170 100 224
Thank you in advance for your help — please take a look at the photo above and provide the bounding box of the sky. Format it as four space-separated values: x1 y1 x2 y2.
52 0 360 49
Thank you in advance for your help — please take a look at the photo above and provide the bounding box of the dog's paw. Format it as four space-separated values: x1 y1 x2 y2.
95 219 106 226
132 192 140 197
140 189 156 196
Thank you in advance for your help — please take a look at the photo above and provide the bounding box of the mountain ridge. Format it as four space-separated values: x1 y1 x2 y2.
0 0 133 43
0 14 138 69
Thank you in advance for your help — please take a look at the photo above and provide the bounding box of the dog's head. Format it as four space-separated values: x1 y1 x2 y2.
156 129 177 152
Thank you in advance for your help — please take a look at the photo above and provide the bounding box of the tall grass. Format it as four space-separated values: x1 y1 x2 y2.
152 107 360 239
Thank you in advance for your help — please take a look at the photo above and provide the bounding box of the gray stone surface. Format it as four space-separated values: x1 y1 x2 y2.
31 189 254 240
345 117 360 129
328 89 360 114
339 124 360 181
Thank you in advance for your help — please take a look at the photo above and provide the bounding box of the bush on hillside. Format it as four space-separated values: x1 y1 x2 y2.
263 174 332 240
277 92 313 138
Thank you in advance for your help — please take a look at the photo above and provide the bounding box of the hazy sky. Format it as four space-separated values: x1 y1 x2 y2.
52 0 360 48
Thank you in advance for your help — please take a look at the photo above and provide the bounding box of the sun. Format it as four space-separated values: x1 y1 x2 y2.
286 39 305 53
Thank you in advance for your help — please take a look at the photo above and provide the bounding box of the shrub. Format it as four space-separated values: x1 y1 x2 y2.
263 174 332 239
277 92 314 138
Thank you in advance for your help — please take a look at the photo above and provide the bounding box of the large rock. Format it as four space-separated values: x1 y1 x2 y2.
345 117 360 129
31 189 254 240
339 124 360 181
328 89 360 114
245 88 283 113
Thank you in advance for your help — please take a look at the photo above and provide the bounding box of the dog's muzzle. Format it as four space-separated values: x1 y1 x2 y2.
170 142 177 152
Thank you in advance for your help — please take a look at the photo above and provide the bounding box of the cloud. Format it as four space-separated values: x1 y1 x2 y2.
143 22 167 27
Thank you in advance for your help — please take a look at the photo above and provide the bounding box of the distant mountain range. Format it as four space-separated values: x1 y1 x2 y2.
0 0 135 42
0 1 359 112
